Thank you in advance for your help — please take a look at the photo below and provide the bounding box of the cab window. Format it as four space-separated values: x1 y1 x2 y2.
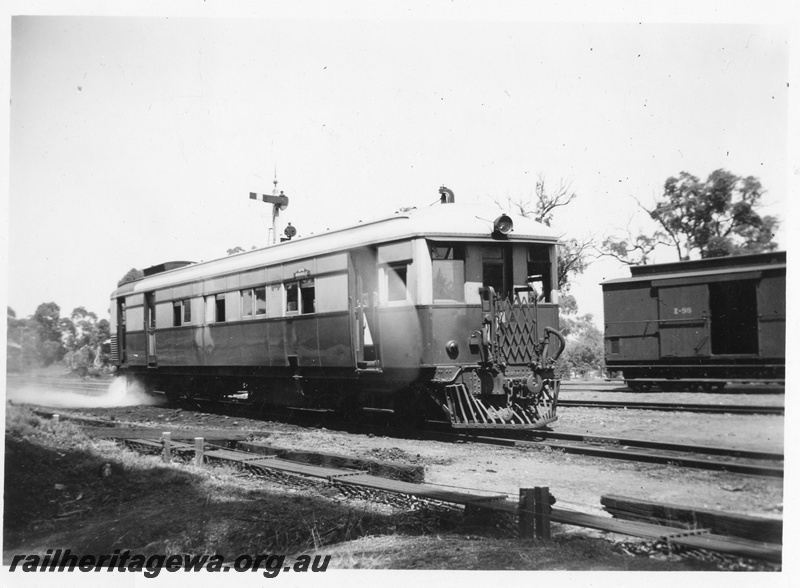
482 244 512 298
431 244 465 302
527 246 552 302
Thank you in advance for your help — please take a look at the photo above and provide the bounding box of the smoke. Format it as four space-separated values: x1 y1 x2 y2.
6 377 165 409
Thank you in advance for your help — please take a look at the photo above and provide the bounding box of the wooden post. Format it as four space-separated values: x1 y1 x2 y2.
533 486 551 540
519 488 535 539
52 414 60 425
162 432 171 463
194 437 204 467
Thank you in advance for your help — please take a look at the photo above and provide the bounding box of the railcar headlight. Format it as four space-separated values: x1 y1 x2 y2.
493 214 513 235
445 340 459 359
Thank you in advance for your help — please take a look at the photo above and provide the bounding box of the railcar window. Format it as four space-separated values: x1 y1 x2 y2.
241 287 267 318
255 286 267 315
286 283 299 313
300 280 315 313
431 244 465 302
204 296 214 323
286 280 316 314
215 294 226 323
386 264 408 302
242 289 254 318
172 299 191 326
527 246 552 302
482 245 511 298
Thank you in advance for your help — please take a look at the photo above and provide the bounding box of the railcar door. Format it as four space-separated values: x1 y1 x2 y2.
115 297 127 363
709 279 759 355
144 291 157 366
657 285 710 358
350 248 381 370
756 275 785 358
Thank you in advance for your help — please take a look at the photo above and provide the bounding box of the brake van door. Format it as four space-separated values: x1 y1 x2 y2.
657 285 710 358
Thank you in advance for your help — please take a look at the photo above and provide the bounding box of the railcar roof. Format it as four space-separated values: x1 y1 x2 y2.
113 203 559 297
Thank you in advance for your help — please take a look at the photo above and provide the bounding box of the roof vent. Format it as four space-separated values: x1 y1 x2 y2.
143 261 194 277
439 185 455 204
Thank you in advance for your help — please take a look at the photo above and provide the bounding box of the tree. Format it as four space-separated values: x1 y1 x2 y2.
599 227 668 266
499 174 594 290
650 169 779 260
118 268 144 286
556 306 605 378
31 302 66 366
62 307 112 376
556 238 593 291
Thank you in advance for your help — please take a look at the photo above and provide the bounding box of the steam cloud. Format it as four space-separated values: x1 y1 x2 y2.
6 377 165 409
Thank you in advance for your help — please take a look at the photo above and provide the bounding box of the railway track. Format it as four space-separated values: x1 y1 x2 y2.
557 399 784 415
367 424 783 479
11 376 783 478
25 397 783 479
225 398 785 478
510 431 783 478
561 381 785 394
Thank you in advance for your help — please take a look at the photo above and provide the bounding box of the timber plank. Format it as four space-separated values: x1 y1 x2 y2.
551 508 781 563
89 427 245 441
601 494 782 543
239 441 425 483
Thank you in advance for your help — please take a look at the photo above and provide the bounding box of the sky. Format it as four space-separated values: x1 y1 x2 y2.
2 2 796 328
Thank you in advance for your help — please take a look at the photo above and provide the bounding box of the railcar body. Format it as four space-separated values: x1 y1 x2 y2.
602 251 786 391
110 197 565 429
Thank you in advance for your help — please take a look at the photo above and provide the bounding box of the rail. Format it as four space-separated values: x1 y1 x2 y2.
558 399 785 415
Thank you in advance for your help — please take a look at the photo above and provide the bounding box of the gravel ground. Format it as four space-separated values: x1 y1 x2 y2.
27 394 783 525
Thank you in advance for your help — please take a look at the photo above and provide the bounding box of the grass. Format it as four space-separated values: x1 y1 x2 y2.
2 403 758 571
3 403 462 561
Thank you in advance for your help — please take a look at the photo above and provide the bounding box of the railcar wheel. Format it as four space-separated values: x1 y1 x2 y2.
392 384 441 429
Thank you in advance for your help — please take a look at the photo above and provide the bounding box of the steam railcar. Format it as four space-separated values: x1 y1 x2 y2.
110 193 565 429
602 251 786 391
